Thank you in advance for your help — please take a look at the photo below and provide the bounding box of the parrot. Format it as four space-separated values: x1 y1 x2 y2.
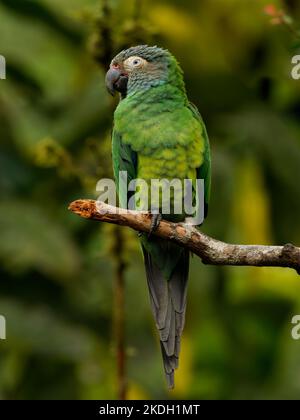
105 45 211 389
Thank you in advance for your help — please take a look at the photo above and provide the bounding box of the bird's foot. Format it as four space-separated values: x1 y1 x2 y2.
148 213 162 238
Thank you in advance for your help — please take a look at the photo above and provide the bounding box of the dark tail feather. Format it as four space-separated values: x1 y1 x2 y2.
142 246 189 389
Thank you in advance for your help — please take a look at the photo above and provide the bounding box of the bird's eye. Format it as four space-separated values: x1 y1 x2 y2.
132 58 141 66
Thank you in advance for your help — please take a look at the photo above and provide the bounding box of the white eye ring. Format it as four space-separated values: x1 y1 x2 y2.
124 56 145 71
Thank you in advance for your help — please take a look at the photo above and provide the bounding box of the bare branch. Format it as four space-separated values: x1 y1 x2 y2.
69 200 300 274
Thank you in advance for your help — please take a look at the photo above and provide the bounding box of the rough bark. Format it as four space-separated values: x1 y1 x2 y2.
69 199 300 275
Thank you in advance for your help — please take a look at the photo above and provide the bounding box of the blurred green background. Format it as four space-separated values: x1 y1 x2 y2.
1 0 300 400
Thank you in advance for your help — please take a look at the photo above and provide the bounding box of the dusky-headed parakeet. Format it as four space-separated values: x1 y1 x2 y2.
105 45 211 388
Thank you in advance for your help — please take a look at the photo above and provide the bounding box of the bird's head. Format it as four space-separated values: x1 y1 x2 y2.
105 45 185 98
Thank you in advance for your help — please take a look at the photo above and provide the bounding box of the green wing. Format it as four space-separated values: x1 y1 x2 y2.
188 102 211 218
112 128 137 209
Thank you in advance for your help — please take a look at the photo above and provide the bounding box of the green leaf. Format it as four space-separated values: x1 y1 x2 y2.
0 0 83 44
0 200 80 279
0 298 100 360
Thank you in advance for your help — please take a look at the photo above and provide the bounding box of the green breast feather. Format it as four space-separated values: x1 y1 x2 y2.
112 85 210 218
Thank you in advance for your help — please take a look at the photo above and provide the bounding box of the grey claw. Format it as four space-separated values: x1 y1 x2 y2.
148 213 162 238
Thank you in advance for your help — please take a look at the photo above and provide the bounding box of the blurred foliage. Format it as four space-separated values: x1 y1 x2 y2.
1 0 300 400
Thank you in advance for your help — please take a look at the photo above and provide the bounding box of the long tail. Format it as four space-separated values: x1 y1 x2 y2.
142 244 189 388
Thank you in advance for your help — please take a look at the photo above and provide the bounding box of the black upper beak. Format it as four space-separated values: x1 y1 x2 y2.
105 67 128 97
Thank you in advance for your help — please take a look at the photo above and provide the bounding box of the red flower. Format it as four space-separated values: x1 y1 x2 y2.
264 4 279 17
264 4 285 25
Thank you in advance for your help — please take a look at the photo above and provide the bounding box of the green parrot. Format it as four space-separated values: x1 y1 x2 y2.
105 45 211 388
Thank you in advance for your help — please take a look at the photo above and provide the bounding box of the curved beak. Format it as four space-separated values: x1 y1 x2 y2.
105 67 128 96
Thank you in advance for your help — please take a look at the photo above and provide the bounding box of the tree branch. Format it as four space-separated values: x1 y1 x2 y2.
68 199 300 275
